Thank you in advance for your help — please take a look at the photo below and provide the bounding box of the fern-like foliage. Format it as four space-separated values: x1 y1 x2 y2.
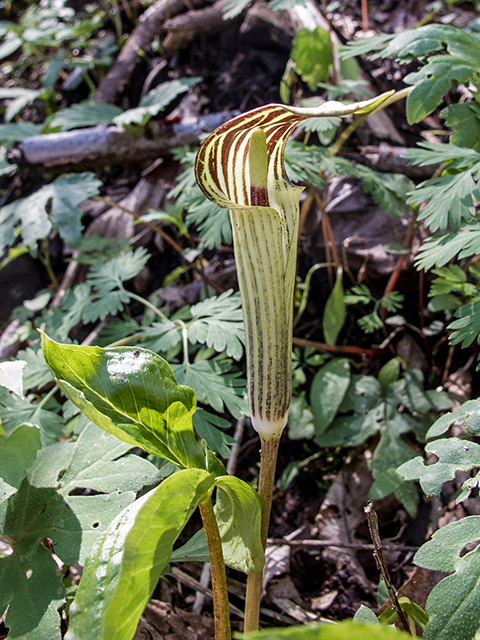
171 147 231 249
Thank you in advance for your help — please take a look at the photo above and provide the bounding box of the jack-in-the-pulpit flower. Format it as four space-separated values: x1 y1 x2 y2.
195 93 392 438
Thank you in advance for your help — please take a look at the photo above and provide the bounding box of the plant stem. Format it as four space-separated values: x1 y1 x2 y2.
199 494 232 640
244 434 281 633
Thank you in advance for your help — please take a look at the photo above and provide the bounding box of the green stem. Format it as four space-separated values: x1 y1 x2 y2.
244 434 281 633
128 291 170 322
38 240 59 290
199 494 232 640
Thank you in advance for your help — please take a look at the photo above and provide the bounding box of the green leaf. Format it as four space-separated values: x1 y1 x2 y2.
291 28 332 90
354 605 379 624
214 475 264 574
287 392 315 440
243 619 411 639
47 103 123 131
15 347 53 392
68 469 215 640
426 398 480 439
188 290 245 360
172 147 232 250
172 357 248 419
0 477 134 638
405 56 475 125
0 173 101 253
113 78 202 127
0 359 25 396
413 517 480 640
172 475 265 575
397 437 480 498
0 424 41 488
448 299 480 348
377 357 401 395
193 409 235 458
443 100 480 153
28 422 161 497
41 335 205 469
323 268 346 345
0 387 65 443
49 173 102 247
310 358 351 435
0 544 64 640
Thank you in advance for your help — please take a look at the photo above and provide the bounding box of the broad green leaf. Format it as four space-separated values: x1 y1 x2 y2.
354 605 379 624
378 357 401 395
397 437 480 498
310 358 350 435
171 475 264 574
172 357 248 419
0 424 41 488
287 392 315 440
0 544 64 640
413 519 480 640
41 335 205 469
414 515 480 573
405 57 475 125
243 619 411 639
27 422 161 497
0 359 25 396
214 475 264 574
426 398 480 439
323 268 346 345
100 469 214 640
64 490 153 640
47 103 123 131
291 27 332 90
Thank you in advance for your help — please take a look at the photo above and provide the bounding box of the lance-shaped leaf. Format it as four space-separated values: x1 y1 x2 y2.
41 333 205 469
195 94 393 437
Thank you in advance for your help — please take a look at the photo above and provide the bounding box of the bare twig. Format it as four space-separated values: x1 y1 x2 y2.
365 501 411 633
267 538 418 552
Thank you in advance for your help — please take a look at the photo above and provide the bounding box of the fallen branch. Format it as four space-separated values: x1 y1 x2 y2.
93 0 206 105
163 0 233 53
8 111 238 170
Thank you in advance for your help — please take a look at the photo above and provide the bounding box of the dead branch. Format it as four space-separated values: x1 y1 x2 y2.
163 0 233 53
8 111 238 171
93 0 206 105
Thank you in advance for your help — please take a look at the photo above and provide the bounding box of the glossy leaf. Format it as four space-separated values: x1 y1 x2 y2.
41 334 205 469
172 475 265 574
67 469 215 640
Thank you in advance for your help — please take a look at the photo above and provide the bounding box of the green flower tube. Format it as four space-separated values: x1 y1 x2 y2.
195 93 392 439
